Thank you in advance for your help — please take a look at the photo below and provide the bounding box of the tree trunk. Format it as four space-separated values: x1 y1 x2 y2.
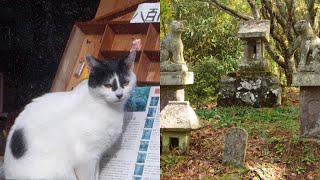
284 67 293 86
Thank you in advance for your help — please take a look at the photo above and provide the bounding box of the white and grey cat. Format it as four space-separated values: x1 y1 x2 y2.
4 50 137 180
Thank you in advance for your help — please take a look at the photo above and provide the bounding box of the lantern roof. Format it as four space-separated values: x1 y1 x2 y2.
238 20 270 42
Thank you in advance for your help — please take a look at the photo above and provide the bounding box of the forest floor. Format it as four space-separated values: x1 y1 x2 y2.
160 87 320 180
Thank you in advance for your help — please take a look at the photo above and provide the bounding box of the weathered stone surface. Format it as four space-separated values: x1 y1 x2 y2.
218 20 281 107
160 101 202 131
297 63 320 72
238 20 270 41
292 72 320 86
160 63 188 72
238 59 271 73
160 86 184 110
160 71 194 85
218 72 281 107
160 21 185 64
291 20 320 72
161 131 190 153
223 127 248 167
299 87 320 138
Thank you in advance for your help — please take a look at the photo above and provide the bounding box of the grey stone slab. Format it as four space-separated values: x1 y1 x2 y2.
160 71 194 85
237 59 271 72
218 73 281 107
160 63 189 72
160 86 184 111
300 87 320 138
292 72 320 86
223 127 248 167
160 101 202 131
238 20 270 41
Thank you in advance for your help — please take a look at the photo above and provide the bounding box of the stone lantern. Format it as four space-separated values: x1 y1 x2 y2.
160 21 203 153
160 64 203 153
237 20 270 72
161 101 202 153
217 20 281 107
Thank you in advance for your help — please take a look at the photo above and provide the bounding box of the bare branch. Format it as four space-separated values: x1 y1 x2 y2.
275 1 287 19
314 8 320 36
263 0 287 31
206 0 254 20
247 0 260 19
306 0 316 26
282 0 294 43
264 42 286 68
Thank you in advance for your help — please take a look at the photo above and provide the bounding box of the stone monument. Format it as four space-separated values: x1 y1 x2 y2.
223 127 248 167
292 20 320 138
218 20 281 107
160 21 203 153
160 21 193 110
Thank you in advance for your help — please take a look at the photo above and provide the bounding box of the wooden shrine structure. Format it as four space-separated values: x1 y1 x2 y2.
50 0 160 92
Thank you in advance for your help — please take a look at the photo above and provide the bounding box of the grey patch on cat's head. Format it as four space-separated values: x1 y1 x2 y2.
86 51 137 104
10 128 27 159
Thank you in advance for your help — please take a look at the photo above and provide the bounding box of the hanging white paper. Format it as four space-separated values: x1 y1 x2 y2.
130 3 160 23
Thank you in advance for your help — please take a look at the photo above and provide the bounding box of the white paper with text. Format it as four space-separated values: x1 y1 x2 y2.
99 86 160 180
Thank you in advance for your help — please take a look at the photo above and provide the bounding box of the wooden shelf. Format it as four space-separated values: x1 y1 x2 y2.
51 2 160 92
100 23 149 54
99 22 159 85
51 24 105 92
144 23 160 51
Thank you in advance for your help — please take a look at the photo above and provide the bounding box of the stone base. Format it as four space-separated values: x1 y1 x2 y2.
238 59 271 72
161 101 203 154
161 131 190 153
293 72 320 86
160 71 194 85
160 63 189 72
160 85 184 111
160 101 202 130
299 86 320 138
297 63 320 73
217 72 281 107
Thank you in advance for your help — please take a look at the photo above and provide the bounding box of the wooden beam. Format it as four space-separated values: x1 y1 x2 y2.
50 26 85 92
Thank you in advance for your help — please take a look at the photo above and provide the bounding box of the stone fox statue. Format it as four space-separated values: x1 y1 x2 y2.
160 21 185 64
290 20 320 66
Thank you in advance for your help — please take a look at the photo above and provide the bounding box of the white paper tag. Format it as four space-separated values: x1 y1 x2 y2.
130 3 160 23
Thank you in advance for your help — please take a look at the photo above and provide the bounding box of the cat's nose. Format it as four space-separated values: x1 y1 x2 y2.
116 94 123 99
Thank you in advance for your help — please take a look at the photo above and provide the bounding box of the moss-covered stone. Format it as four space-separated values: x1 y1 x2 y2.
292 72 320 86
217 72 281 107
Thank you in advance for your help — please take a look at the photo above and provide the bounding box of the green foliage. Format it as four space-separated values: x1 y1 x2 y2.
171 0 242 104
185 55 239 107
160 0 174 39
295 166 305 175
195 107 299 127
160 154 186 167
274 143 284 154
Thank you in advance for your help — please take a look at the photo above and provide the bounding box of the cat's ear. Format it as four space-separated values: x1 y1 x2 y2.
85 55 100 74
124 50 136 69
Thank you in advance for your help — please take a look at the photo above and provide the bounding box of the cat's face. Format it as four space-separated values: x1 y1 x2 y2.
86 51 137 104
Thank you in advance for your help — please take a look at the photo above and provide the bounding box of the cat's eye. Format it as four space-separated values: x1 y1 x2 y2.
123 81 129 86
104 84 112 88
